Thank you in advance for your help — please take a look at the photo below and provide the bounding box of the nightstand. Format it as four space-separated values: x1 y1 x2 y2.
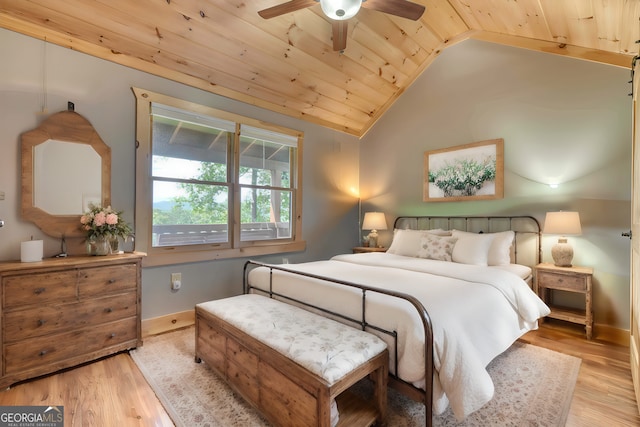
534 263 594 339
352 247 387 254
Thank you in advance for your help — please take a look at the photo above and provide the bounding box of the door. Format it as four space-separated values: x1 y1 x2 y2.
630 53 640 413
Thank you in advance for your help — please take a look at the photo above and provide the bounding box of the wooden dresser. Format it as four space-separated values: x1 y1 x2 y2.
0 253 143 389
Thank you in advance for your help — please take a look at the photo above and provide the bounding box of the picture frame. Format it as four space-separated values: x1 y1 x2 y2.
423 138 504 202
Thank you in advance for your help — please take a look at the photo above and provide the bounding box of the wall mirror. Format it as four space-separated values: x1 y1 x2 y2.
21 106 111 238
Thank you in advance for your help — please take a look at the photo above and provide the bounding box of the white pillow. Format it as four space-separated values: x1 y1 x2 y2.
387 229 423 257
424 228 452 236
450 230 515 266
387 229 452 257
451 230 495 266
487 230 515 265
417 234 458 261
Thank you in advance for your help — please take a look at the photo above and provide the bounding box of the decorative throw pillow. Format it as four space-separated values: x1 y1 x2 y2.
417 234 458 261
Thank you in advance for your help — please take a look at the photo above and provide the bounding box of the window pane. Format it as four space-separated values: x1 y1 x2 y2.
240 187 291 241
152 156 227 182
152 181 229 247
239 135 292 189
135 89 303 261
152 110 230 182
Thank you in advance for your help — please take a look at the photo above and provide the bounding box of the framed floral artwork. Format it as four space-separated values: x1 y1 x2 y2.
423 138 504 202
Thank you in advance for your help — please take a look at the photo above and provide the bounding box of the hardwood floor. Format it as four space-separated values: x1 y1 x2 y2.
0 353 173 426
520 320 640 427
0 321 637 426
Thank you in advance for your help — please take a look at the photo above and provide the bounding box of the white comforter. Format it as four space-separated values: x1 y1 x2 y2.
247 253 550 420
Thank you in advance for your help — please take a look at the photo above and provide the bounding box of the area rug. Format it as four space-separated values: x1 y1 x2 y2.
130 327 581 427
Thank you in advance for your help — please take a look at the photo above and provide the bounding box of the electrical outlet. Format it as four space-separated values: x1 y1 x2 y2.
171 273 182 291
282 257 289 264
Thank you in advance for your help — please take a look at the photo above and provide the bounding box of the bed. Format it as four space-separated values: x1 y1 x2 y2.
243 216 550 426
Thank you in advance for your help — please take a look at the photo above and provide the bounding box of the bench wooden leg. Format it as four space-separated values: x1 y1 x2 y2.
372 363 388 426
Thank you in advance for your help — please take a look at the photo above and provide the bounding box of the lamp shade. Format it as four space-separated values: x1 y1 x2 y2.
543 211 581 267
362 212 387 231
543 211 582 235
320 0 362 20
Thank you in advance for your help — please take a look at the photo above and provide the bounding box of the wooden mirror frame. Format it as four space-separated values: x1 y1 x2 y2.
21 109 111 238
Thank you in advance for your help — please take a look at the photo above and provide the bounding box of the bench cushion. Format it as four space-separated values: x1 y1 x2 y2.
196 294 387 385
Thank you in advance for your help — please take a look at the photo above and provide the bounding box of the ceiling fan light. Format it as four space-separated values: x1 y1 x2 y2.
320 0 362 20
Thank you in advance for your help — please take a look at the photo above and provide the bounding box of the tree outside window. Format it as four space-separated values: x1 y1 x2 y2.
133 88 304 266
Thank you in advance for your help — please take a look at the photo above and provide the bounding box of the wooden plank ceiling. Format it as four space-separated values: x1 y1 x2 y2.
0 0 638 137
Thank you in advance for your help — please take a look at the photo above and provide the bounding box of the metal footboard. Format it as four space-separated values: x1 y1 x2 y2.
243 260 434 427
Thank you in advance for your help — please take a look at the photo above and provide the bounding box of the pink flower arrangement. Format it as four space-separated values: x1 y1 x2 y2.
80 204 131 239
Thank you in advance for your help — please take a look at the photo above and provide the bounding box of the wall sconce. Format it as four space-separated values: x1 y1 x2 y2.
543 211 582 267
362 212 387 248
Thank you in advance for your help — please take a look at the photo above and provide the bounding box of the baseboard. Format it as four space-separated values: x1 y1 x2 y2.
140 310 630 347
595 323 629 347
142 309 195 338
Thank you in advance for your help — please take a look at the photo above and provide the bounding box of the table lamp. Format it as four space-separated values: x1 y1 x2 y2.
543 211 582 267
362 212 387 248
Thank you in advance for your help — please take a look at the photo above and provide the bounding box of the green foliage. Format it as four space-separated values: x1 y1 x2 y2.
431 156 496 197
153 161 290 226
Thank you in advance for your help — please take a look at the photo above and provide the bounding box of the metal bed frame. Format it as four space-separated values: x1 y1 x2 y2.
242 215 541 427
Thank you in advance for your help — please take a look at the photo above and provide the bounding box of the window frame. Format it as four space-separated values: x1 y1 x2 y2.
133 88 305 267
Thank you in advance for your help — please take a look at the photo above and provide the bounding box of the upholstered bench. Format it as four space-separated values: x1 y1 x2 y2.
195 294 388 427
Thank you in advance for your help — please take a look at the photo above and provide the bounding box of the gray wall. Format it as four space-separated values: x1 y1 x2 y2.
0 29 633 331
0 28 360 320
360 40 632 330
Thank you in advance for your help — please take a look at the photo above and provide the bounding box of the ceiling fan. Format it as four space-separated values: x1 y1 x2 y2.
258 0 426 52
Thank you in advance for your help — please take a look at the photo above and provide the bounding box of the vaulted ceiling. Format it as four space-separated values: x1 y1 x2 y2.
0 0 637 137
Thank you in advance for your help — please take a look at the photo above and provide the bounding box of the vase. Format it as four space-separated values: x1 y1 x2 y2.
87 236 110 256
122 234 135 253
109 236 120 254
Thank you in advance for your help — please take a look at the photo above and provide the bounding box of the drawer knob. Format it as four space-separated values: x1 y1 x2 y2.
34 287 46 295
37 319 46 326
109 333 116 338
39 350 47 356
105 307 113 313
108 279 116 284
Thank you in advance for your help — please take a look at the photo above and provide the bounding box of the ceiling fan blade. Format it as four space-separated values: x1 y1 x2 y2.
332 20 348 52
258 0 318 19
362 0 425 20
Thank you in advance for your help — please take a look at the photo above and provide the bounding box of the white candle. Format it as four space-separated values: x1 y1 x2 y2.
21 240 43 262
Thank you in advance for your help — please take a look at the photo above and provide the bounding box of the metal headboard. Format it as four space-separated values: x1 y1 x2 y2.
393 215 542 267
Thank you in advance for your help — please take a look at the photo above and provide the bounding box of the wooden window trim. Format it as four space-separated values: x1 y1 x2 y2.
132 87 305 267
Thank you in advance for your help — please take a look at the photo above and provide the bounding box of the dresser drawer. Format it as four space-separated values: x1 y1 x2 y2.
3 270 77 308
537 271 587 292
0 254 143 389
4 317 138 375
3 293 137 342
79 264 137 297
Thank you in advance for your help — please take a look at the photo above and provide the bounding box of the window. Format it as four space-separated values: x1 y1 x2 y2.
133 88 304 266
